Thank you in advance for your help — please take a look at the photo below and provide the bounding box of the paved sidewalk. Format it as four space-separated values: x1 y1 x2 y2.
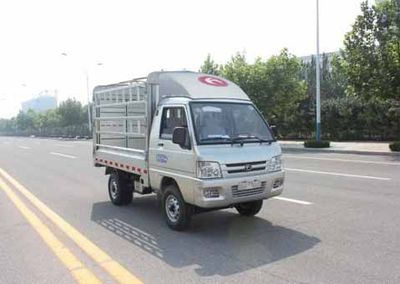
279 140 399 156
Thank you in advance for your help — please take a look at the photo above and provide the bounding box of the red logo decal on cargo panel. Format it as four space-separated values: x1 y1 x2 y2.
198 76 228 87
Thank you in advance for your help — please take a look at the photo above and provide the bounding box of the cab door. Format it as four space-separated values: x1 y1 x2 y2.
148 105 196 194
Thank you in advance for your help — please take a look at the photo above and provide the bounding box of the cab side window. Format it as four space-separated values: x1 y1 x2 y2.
160 107 187 140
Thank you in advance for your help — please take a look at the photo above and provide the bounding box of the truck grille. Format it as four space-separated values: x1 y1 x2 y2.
231 181 266 198
225 160 266 174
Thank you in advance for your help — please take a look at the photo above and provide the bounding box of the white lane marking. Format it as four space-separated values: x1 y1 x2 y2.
273 196 313 205
18 146 31 149
71 141 91 144
284 155 400 166
286 167 391 181
54 144 74 148
49 152 77 159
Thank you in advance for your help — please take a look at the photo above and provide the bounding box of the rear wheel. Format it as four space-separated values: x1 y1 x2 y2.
235 200 263 216
108 172 133 206
162 185 192 231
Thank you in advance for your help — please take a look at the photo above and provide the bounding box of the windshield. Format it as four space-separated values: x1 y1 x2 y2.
190 102 274 145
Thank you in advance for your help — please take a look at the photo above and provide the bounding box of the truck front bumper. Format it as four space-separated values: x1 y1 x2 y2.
192 170 284 208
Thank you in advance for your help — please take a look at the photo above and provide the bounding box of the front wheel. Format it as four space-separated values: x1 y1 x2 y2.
235 200 263 216
108 172 133 206
162 185 192 231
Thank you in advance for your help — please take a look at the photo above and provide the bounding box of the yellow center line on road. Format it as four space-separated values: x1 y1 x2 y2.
0 167 143 284
0 177 102 284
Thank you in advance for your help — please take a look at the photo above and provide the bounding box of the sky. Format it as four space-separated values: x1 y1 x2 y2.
0 0 371 119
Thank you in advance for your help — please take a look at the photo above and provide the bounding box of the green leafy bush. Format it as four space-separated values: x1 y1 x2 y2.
389 142 400 152
304 140 330 148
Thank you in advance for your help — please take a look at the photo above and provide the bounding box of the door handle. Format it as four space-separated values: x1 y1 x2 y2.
157 142 164 147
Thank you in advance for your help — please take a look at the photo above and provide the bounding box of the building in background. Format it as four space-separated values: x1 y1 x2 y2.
299 51 339 65
21 90 57 113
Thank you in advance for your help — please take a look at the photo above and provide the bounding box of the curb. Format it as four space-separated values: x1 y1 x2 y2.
281 146 400 157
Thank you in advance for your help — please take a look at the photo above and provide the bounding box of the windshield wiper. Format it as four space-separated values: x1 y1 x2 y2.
200 136 274 145
200 137 233 143
232 135 273 144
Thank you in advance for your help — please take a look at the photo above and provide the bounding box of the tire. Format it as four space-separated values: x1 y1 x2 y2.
235 200 263 216
162 185 192 231
108 172 133 206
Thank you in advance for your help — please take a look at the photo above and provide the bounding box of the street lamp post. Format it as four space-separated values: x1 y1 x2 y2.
85 71 91 132
61 53 103 134
315 0 321 143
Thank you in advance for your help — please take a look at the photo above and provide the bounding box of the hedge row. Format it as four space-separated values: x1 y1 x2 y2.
0 124 90 138
389 142 400 152
278 97 400 141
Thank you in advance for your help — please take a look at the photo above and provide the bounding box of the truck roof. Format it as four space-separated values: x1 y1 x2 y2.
147 71 250 101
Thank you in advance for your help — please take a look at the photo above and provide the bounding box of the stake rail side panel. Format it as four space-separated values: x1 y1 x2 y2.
93 81 152 185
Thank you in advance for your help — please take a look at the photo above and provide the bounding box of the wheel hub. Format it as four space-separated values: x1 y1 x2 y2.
166 195 180 222
110 180 118 199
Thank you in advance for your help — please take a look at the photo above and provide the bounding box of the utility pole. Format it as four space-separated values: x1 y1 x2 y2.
315 0 321 143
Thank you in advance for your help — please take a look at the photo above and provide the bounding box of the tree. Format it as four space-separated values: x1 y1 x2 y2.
57 98 85 127
44 109 61 129
301 53 346 100
329 54 348 98
0 118 16 134
220 52 251 93
39 109 61 136
342 0 400 101
0 98 89 137
199 54 220 75
16 110 34 132
374 0 400 101
219 49 307 136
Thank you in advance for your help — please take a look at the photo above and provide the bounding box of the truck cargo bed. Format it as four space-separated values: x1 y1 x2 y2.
92 79 155 185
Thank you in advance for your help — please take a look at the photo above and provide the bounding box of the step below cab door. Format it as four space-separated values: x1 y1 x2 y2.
148 105 196 201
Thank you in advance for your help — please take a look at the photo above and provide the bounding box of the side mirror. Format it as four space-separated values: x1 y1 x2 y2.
172 127 190 148
270 125 278 138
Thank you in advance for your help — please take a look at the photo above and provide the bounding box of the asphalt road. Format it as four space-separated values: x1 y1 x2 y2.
0 137 399 284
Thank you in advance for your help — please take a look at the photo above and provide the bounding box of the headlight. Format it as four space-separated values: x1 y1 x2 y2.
266 155 282 172
197 161 222 179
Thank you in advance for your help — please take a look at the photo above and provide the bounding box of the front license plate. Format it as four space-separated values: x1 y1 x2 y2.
238 180 261 190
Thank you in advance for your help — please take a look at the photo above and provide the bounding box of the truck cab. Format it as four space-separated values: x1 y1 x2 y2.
93 71 284 231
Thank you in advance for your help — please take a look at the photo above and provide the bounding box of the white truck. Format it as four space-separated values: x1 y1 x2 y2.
93 71 284 230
